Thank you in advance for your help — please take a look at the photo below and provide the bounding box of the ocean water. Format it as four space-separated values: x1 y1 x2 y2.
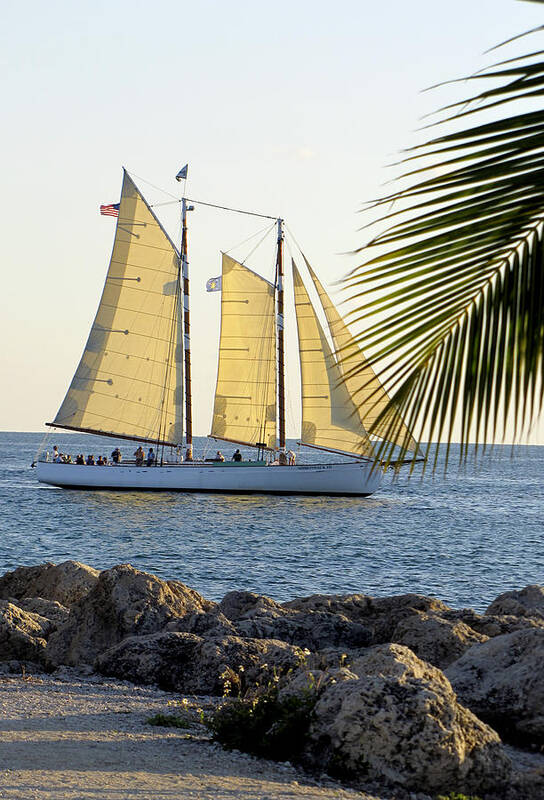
0 432 542 612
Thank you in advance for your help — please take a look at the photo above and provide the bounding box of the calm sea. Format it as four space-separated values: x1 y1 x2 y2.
0 432 542 612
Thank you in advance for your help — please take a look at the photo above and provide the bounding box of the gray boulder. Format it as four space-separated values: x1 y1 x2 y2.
284 592 450 644
486 585 544 620
46 564 217 667
97 632 304 694
220 590 370 650
0 601 49 662
165 606 236 639
285 643 511 795
0 561 99 606
446 627 544 745
15 597 70 629
391 610 488 669
443 607 544 638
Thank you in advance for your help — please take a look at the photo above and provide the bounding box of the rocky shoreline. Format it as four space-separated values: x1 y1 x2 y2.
1 561 543 799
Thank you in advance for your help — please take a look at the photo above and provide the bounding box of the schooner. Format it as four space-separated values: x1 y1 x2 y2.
35 169 416 495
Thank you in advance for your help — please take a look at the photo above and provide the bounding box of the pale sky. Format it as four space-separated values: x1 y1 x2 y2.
1 0 542 441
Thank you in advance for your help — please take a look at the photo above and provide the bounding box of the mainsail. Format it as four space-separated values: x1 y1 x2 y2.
293 263 375 457
210 254 276 449
50 170 183 446
303 256 418 455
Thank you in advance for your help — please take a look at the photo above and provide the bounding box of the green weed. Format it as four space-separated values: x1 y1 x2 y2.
208 686 316 762
436 793 482 800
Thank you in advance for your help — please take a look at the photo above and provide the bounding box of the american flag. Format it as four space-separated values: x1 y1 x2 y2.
100 203 120 217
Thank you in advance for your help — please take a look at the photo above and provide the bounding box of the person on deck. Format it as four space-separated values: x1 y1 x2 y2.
134 446 145 466
52 446 60 462
147 448 156 467
185 446 193 462
76 454 85 465
215 451 225 462
287 449 296 466
278 451 288 466
111 447 122 464
86 454 95 465
232 449 242 462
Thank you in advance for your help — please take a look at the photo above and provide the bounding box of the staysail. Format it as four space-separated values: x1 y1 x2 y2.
210 254 276 449
293 263 375 457
50 170 183 446
303 256 419 455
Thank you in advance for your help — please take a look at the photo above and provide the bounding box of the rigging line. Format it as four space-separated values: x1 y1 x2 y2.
241 223 277 265
284 235 297 265
127 170 180 201
32 429 51 466
224 221 276 256
285 224 308 263
185 197 278 220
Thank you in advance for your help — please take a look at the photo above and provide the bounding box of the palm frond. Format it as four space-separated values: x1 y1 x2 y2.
345 33 544 471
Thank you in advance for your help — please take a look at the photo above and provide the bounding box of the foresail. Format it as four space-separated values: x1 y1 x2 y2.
293 263 374 457
52 170 183 445
303 256 419 455
210 254 276 449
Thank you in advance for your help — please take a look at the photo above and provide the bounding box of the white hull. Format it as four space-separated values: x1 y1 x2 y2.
36 460 383 496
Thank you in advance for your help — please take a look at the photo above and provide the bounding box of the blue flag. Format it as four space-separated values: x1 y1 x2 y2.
175 164 188 181
206 276 222 292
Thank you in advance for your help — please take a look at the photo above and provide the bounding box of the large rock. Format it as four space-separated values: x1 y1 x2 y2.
220 590 370 650
282 643 511 795
284 592 450 644
391 610 488 669
15 598 70 629
443 607 544 638
0 561 99 606
486 585 544 620
97 632 304 694
0 601 49 662
446 627 544 745
46 564 218 667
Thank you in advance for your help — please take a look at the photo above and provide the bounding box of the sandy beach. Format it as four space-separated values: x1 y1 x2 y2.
0 670 384 800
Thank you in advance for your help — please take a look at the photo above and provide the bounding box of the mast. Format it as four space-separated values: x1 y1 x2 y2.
181 197 194 449
275 217 286 450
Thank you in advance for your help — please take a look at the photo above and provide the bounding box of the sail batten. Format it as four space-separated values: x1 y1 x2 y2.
210 254 277 450
209 434 276 452
51 171 183 445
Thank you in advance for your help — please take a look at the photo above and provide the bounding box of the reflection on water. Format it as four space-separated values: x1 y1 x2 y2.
0 433 543 611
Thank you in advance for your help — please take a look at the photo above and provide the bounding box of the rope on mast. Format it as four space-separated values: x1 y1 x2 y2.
276 218 286 450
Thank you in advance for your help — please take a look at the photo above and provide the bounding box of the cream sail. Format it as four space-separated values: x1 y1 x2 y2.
210 254 277 450
36 166 418 496
293 263 375 457
51 170 183 446
303 256 419 456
